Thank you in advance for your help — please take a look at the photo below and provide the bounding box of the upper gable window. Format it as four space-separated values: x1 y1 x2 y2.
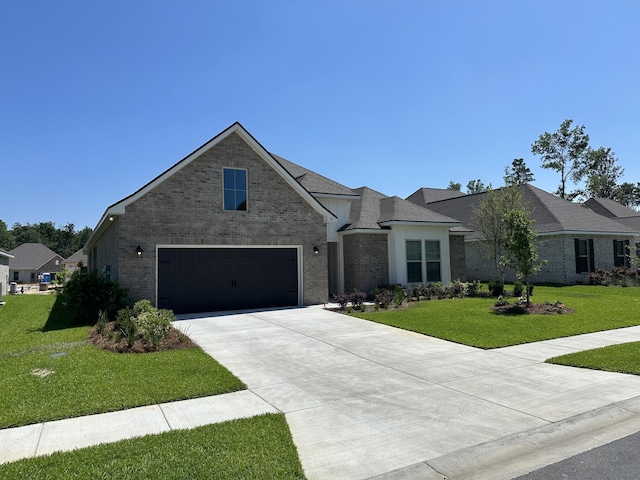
223 168 247 211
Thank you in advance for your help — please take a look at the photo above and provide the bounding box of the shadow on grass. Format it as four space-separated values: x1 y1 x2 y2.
43 296 85 332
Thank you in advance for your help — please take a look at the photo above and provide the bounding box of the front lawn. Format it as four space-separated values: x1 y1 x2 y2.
0 413 306 479
352 285 640 348
547 342 640 375
0 295 245 428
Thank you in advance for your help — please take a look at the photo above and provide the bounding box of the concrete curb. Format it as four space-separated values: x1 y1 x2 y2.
375 396 640 480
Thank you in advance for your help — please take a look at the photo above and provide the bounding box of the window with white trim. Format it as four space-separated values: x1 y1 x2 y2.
223 168 247 211
406 240 442 283
406 240 422 283
425 240 441 282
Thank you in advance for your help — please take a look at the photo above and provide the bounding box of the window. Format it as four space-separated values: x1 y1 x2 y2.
613 240 629 267
575 239 595 274
425 240 441 282
406 240 442 283
13 271 18 281
406 241 422 283
223 168 247 211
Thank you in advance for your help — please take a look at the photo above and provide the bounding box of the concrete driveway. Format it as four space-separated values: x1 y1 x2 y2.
176 307 640 480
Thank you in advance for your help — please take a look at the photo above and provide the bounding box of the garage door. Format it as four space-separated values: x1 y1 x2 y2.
157 247 299 314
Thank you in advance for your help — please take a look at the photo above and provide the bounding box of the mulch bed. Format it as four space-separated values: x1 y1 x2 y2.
491 303 574 315
88 321 197 353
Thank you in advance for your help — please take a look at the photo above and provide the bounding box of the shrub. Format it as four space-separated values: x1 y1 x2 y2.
426 282 445 299
488 281 504 297
349 291 367 311
333 293 350 310
393 285 407 308
374 289 394 309
448 280 466 298
466 280 482 297
114 300 173 348
513 281 524 297
60 271 129 325
494 295 509 307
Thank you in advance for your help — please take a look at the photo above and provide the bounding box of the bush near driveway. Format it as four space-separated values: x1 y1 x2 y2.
351 285 640 349
0 295 245 428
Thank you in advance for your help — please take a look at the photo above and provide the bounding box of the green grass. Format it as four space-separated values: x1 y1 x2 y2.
0 413 306 479
547 342 640 375
0 295 246 428
352 285 640 348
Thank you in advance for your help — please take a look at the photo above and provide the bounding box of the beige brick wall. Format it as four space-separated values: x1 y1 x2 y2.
93 132 328 306
465 234 637 284
449 235 466 281
343 233 389 294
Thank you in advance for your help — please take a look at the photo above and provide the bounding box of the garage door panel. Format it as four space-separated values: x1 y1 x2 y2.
158 247 299 314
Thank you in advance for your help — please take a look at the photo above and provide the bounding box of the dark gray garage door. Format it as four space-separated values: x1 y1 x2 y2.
158 247 299 314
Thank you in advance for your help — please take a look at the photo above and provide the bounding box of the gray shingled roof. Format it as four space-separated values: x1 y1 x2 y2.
411 184 638 240
340 186 461 232
65 249 88 263
406 187 466 205
584 197 640 219
9 243 63 269
272 154 357 197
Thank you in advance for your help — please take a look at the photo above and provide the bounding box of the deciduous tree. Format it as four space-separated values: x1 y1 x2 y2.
503 209 545 306
466 179 491 194
473 187 524 288
531 119 590 199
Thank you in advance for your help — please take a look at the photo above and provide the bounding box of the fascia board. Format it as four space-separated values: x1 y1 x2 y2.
84 122 338 251
338 229 390 236
378 221 461 228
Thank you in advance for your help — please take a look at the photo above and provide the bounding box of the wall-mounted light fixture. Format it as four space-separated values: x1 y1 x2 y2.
108 216 114 222
136 245 143 257
313 246 319 255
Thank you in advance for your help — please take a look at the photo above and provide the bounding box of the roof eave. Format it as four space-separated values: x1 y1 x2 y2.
378 220 461 228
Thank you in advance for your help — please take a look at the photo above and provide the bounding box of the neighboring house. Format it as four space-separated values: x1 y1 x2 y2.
0 248 13 296
584 197 640 232
408 184 639 284
8 243 64 283
63 249 88 274
85 122 467 314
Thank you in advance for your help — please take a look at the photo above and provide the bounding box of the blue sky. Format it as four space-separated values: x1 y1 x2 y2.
2 1 639 230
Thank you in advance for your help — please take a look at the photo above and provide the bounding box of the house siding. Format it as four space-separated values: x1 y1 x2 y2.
449 235 466 281
465 234 638 284
93 132 327 306
343 233 389 294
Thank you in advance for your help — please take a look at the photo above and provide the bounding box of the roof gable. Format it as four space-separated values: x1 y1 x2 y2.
341 186 460 232
9 243 62 269
86 123 337 250
584 197 640 219
407 187 466 205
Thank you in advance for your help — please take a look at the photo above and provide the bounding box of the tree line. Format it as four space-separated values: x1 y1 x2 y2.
0 220 92 259
447 119 640 208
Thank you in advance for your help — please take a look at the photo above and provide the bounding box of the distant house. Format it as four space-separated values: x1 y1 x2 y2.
63 249 88 274
8 243 64 283
408 184 639 284
0 248 13 295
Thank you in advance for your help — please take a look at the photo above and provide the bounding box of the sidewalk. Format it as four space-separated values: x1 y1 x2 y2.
0 391 278 465
2 308 640 479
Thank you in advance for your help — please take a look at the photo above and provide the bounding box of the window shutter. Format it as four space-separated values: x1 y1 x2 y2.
588 239 595 272
574 239 580 274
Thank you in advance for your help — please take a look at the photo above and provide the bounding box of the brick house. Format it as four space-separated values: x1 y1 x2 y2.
85 122 467 313
408 184 640 284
